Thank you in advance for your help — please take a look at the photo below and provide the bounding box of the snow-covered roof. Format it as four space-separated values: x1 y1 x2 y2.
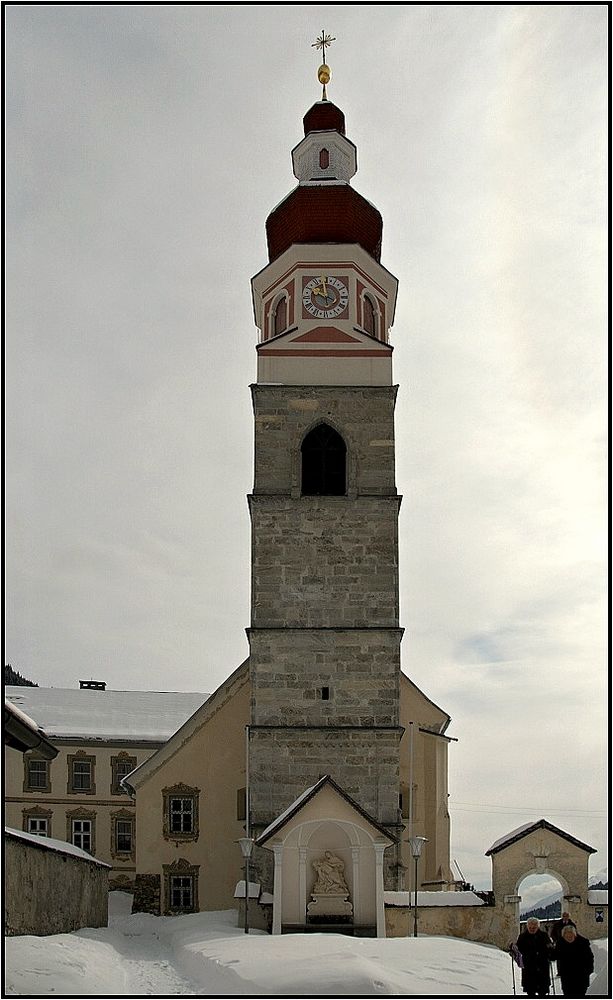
5 699 40 733
257 774 395 847
384 891 485 907
4 699 58 758
5 827 110 867
4 686 207 743
486 819 595 856
487 822 536 854
587 889 608 905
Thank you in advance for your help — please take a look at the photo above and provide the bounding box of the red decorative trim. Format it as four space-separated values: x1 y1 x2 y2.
292 327 360 343
258 349 390 358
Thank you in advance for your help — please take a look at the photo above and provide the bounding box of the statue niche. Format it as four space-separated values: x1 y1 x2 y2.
307 851 353 922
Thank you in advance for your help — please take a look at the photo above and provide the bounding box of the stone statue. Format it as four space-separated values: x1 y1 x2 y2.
312 851 349 895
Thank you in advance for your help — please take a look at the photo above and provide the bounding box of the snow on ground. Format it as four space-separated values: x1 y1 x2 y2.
4 892 609 997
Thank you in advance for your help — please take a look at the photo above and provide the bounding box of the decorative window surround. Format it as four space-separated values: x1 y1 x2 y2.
22 805 53 838
111 753 137 796
67 807 96 854
111 808 136 861
67 751 96 795
23 755 51 794
162 783 200 843
163 858 200 914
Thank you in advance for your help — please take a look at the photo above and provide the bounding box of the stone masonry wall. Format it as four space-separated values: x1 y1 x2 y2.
250 497 400 628
4 833 109 936
249 727 402 831
251 384 398 497
249 628 401 727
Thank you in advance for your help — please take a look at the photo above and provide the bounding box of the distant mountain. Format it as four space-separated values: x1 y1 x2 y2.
4 664 38 687
589 870 608 888
522 899 562 921
521 871 608 918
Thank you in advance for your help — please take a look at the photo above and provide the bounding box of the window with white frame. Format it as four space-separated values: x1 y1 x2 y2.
27 816 49 836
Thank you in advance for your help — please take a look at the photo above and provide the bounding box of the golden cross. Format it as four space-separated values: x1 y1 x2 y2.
311 29 336 59
311 30 336 99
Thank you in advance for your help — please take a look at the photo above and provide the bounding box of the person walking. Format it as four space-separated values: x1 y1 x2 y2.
553 924 594 997
550 910 577 978
550 910 576 947
516 917 554 997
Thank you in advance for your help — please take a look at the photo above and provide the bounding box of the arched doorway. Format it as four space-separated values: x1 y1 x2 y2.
518 872 566 933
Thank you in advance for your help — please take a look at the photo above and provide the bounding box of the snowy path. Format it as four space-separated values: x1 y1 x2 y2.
77 924 202 996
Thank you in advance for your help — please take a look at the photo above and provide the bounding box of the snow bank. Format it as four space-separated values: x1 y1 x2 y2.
4 894 608 997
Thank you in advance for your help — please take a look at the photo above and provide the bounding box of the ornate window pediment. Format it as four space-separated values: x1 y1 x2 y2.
163 858 200 914
162 784 200 843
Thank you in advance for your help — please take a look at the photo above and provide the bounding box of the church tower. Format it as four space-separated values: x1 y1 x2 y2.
248 47 404 879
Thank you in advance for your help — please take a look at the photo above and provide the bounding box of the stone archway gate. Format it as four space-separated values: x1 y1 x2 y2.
485 818 607 948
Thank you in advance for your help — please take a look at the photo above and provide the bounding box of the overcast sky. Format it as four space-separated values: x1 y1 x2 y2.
5 5 607 888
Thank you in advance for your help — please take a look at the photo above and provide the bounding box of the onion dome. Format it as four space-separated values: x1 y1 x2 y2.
303 101 346 136
265 101 383 264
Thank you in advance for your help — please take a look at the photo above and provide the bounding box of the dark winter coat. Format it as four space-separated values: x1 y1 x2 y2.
554 933 594 997
516 928 553 996
550 916 576 945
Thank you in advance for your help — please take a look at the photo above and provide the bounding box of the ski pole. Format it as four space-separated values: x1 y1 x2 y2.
550 959 556 996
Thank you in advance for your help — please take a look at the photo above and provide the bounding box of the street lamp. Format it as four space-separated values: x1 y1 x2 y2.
408 836 428 937
237 836 254 934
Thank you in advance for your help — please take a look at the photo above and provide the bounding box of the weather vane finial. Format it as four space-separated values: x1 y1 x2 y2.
312 29 336 101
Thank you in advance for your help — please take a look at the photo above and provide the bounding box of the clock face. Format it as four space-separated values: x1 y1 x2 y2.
302 276 349 319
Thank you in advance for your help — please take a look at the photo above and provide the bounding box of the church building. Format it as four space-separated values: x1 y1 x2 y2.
127 53 454 936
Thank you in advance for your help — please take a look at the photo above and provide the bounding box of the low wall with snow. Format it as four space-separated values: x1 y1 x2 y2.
385 890 608 949
385 891 512 947
4 828 110 936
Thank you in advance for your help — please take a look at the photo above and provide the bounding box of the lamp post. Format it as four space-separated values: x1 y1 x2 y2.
408 836 428 937
237 836 254 933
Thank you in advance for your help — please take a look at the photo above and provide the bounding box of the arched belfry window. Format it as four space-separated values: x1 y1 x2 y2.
363 294 377 337
301 424 346 496
273 295 288 337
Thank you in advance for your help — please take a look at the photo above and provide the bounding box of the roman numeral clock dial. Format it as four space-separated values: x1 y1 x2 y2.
303 275 349 319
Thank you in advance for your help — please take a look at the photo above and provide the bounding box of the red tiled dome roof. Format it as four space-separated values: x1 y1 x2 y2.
266 185 382 262
303 101 346 136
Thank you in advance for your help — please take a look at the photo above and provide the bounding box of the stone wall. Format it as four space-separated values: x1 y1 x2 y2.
251 384 398 496
385 902 507 946
249 726 402 832
250 497 400 628
132 873 161 914
4 831 109 936
249 628 401 727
